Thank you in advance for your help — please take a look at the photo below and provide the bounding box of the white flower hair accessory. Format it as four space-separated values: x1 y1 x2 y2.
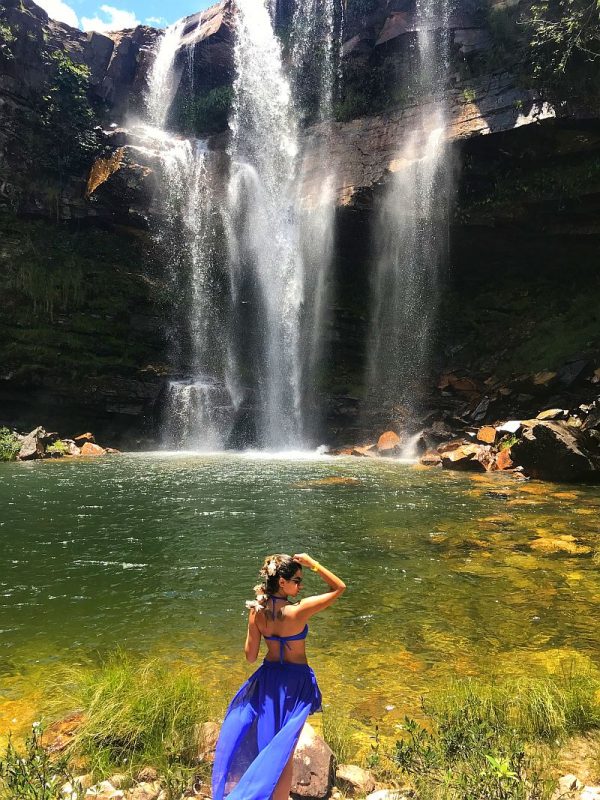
266 559 277 576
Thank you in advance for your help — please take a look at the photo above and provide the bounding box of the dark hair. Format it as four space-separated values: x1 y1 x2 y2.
246 553 302 612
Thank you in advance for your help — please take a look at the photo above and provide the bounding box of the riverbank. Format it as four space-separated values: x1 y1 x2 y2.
3 655 600 799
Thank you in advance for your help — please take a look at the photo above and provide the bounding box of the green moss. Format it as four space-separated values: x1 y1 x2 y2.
0 215 166 383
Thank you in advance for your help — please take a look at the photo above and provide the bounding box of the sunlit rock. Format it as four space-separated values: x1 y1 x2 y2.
335 764 376 796
292 722 334 799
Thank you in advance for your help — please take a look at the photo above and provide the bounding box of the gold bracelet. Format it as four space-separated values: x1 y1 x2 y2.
311 561 321 572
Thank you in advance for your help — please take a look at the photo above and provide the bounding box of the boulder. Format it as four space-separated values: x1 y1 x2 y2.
441 443 494 472
476 425 496 444
85 781 123 799
108 774 128 789
195 720 220 763
420 450 442 467
377 430 401 452
81 442 107 456
73 432 95 444
63 439 82 456
510 421 599 482
124 782 161 800
134 768 159 783
494 447 513 471
351 445 378 458
41 711 85 753
17 426 46 460
335 764 376 796
291 722 334 799
556 774 582 795
536 408 567 420
581 788 600 800
366 791 414 800
496 420 522 434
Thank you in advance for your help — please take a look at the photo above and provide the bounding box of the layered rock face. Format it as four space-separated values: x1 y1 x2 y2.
1 0 599 450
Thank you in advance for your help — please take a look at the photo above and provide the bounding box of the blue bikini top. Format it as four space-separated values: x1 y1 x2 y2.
263 595 308 663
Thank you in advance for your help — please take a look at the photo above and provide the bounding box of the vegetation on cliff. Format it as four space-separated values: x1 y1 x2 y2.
527 0 600 96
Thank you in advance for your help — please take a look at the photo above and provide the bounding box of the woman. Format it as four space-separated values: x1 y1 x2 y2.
211 552 346 800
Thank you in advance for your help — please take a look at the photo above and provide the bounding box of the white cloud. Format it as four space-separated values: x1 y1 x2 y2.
35 0 79 28
145 15 166 25
81 4 140 31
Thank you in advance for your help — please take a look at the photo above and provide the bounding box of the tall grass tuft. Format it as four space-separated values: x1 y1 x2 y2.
321 707 360 766
46 652 209 775
426 672 600 742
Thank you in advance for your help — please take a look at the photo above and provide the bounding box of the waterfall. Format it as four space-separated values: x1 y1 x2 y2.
146 19 186 128
226 0 305 449
144 21 233 450
290 0 342 442
363 0 453 440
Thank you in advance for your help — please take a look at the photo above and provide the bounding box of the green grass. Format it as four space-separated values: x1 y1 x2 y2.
393 674 600 800
44 653 210 777
321 707 361 765
426 673 600 742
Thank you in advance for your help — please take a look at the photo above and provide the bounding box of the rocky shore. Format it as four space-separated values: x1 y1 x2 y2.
3 425 120 460
42 715 600 800
333 363 600 483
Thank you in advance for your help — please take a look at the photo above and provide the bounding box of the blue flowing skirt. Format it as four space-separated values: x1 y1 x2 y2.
211 660 322 800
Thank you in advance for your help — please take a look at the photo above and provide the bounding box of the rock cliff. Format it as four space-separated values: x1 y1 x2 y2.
1 0 599 448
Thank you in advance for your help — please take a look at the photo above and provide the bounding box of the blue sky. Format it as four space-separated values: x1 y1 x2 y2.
35 0 215 31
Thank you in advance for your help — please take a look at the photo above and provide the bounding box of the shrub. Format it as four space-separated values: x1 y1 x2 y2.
46 440 69 456
0 723 82 800
0 427 20 461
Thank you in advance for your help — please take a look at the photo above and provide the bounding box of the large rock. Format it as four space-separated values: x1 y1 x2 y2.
291 722 334 799
17 426 47 460
441 443 494 472
511 421 599 482
377 430 401 452
335 764 376 796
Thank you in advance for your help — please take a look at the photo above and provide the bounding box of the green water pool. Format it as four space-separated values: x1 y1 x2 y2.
0 452 599 738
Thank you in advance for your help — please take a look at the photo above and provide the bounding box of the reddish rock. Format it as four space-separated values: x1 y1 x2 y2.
420 450 442 467
81 442 106 456
377 431 401 452
351 445 378 458
477 426 497 444
41 711 85 753
73 432 95 444
495 448 514 471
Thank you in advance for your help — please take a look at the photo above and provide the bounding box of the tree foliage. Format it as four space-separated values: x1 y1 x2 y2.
526 0 600 90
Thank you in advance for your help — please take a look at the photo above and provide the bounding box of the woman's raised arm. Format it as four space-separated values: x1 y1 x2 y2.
292 553 346 620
